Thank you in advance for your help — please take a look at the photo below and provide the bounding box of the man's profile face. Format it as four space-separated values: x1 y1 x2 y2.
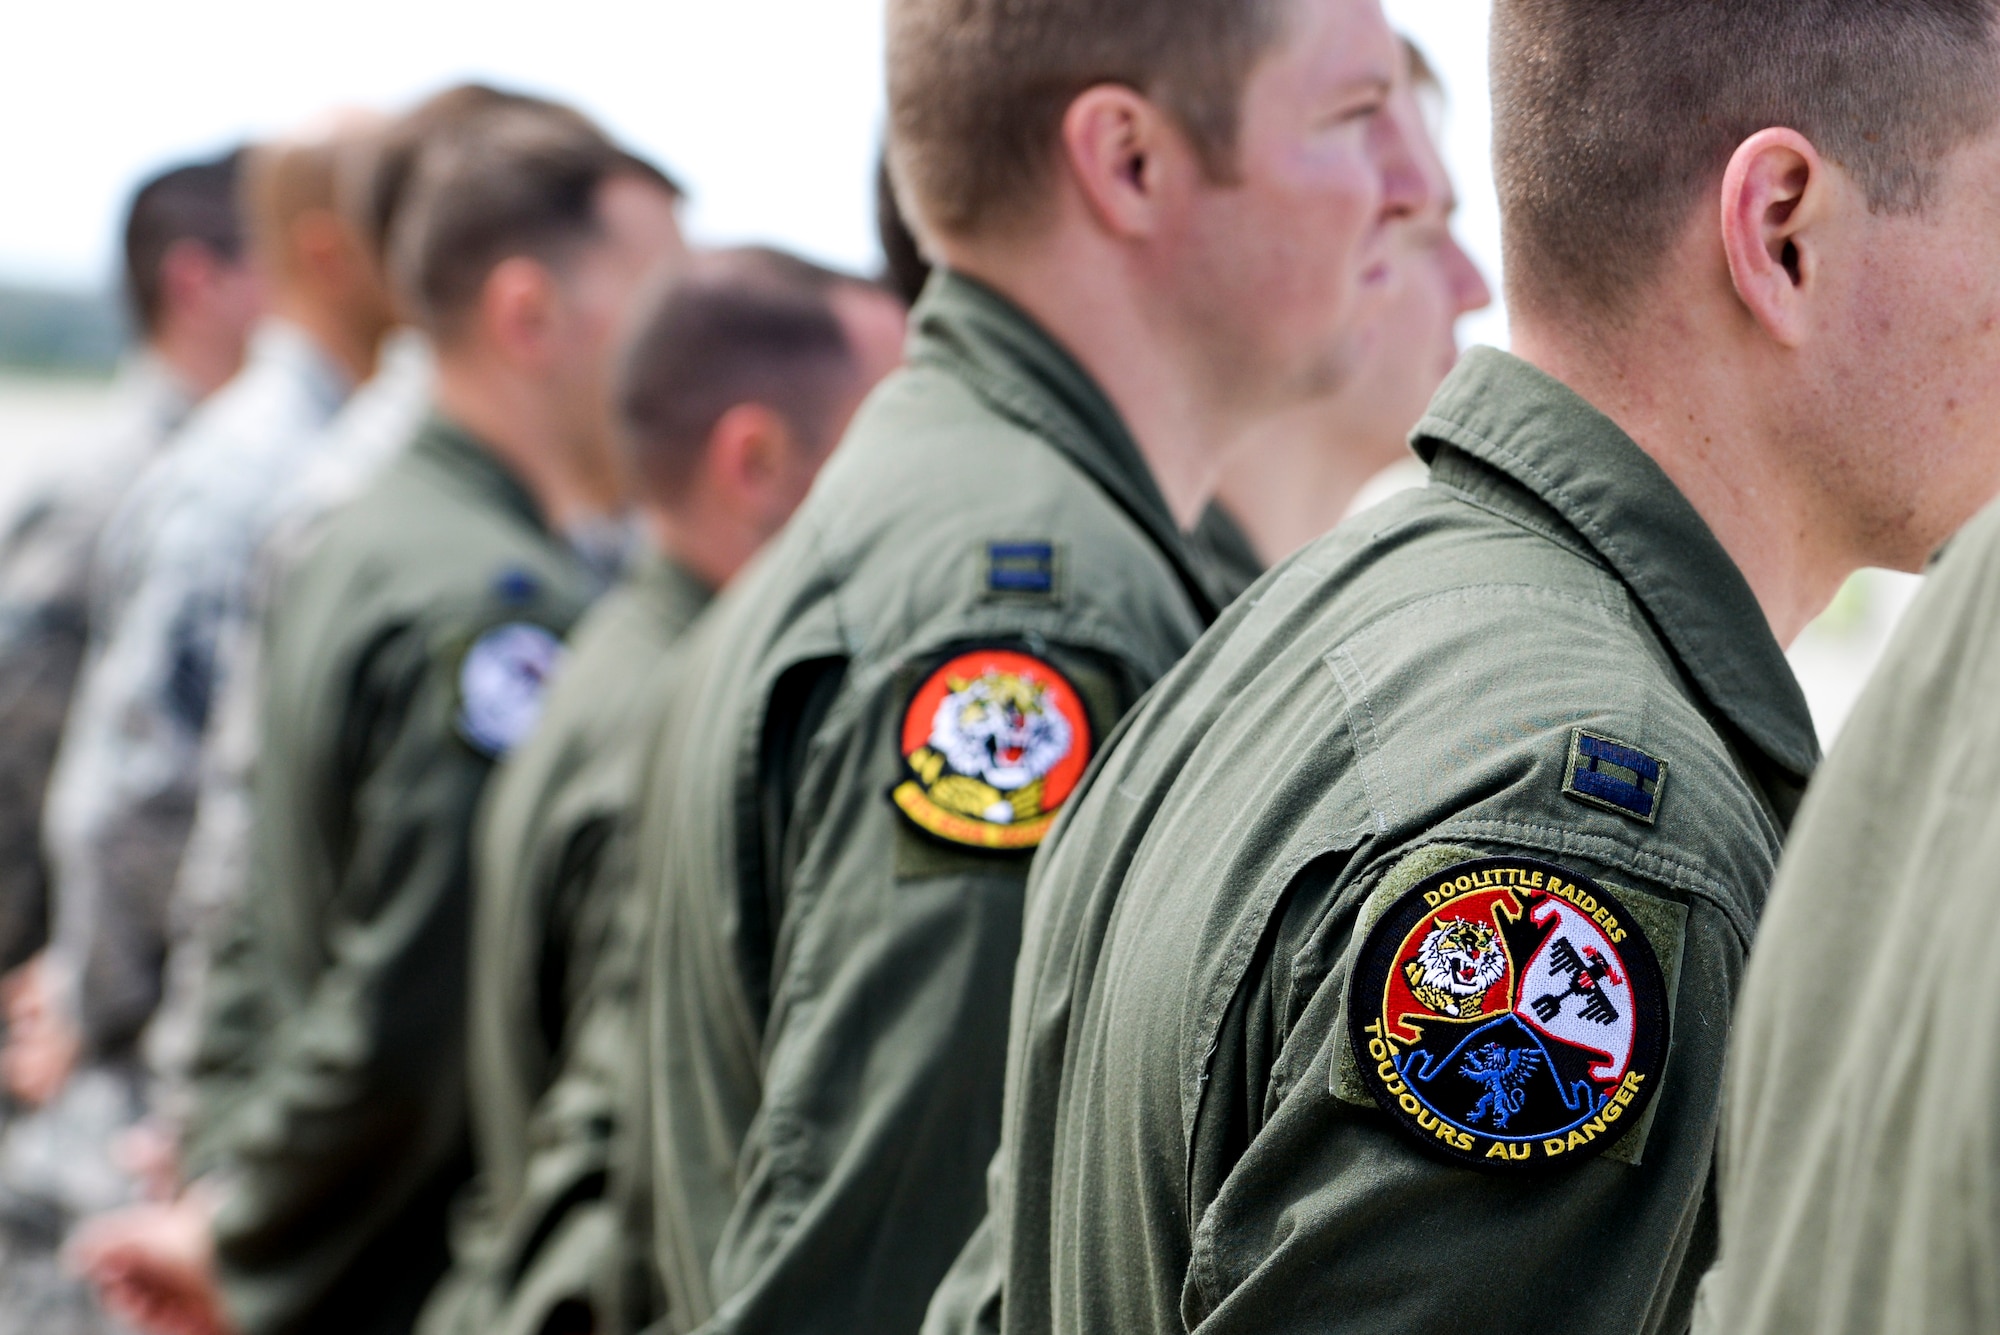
1163 0 1421 417
1818 119 2000 569
1339 79 1489 461
553 175 688 460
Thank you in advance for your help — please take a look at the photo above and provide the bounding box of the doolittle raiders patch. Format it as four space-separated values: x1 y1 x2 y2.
1348 855 1668 1172
889 648 1091 851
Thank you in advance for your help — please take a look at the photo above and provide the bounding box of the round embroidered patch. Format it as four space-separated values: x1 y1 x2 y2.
889 648 1092 850
1348 855 1668 1172
456 622 565 758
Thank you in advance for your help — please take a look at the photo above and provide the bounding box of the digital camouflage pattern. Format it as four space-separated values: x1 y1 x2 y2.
147 331 432 1122
42 323 349 1058
0 354 194 975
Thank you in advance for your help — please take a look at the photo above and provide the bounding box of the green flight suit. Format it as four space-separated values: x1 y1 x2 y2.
637 270 1226 1335
1690 502 2000 1335
184 417 595 1335
422 555 711 1335
1187 504 1266 609
938 348 1819 1335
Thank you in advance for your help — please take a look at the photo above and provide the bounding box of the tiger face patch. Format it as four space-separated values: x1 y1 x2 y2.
1348 856 1668 1172
889 649 1091 850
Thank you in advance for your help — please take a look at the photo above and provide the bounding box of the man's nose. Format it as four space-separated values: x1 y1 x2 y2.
1445 235 1493 317
1370 110 1434 225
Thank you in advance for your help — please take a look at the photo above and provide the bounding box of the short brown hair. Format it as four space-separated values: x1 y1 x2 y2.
616 248 862 501
387 107 679 339
124 149 246 333
242 131 350 279
340 84 598 272
887 0 1288 240
1495 0 2000 322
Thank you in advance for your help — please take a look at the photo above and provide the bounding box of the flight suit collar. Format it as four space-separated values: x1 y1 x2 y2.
410 413 550 535
635 550 715 626
1413 347 1819 781
908 270 1223 620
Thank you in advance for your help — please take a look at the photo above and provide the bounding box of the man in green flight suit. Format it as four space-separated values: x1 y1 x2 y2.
419 249 907 1335
70 105 686 1335
933 2 2000 1333
634 1 1431 1331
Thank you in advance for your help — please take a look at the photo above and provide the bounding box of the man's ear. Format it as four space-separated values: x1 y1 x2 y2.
1059 84 1195 239
155 239 223 320
705 402 801 523
478 257 559 367
1720 128 1830 348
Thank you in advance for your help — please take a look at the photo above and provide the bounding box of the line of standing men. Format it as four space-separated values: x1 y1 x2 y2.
10 0 2000 1332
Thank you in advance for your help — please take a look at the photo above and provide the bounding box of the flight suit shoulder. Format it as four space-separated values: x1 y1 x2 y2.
1331 558 1781 930
802 365 1207 685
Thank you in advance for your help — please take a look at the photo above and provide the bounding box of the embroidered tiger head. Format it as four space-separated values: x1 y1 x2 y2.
1413 917 1507 1001
929 669 1073 793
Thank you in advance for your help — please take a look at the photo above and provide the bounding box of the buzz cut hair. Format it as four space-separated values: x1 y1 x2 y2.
886 0 1291 242
616 247 864 503
1494 0 2000 323
387 105 679 340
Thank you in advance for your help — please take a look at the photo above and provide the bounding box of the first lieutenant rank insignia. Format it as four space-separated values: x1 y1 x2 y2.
890 648 1092 851
1348 856 1668 1172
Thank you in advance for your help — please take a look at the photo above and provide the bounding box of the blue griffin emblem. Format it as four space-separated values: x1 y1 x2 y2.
1459 1042 1543 1130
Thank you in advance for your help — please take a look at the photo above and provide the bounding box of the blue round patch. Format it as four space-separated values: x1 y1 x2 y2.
456 622 565 758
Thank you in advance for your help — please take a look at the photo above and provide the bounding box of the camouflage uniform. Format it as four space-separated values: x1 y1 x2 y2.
146 331 433 1123
0 354 195 1335
41 322 351 1059
0 355 195 973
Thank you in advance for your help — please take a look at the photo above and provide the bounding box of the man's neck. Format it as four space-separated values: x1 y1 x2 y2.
266 289 376 386
146 327 238 400
1511 317 1850 647
431 356 617 532
942 236 1238 530
643 503 748 593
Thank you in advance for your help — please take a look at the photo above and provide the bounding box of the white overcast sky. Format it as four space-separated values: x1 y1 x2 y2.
0 0 1506 348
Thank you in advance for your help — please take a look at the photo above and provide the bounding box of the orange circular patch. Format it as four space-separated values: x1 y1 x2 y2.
889 648 1092 850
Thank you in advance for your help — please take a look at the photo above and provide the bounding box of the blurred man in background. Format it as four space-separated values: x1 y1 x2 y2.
1208 41 1489 576
422 247 905 1335
146 84 596 1162
70 103 685 1335
11 120 397 1127
0 146 259 1335
0 149 257 1006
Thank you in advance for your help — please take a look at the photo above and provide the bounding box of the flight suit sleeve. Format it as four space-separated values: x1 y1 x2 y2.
919 1155 1004 1335
497 928 650 1335
696 645 1123 1335
1176 844 1736 1335
478 823 654 1335
205 616 516 1335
